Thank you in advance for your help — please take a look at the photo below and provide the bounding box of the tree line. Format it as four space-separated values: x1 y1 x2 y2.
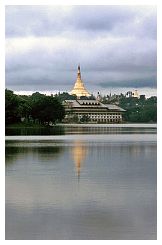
6 89 157 125
118 96 157 123
5 89 65 125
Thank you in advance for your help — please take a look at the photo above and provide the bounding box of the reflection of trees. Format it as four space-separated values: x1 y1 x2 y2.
5 144 64 166
6 126 65 136
5 146 23 166
33 146 64 161
71 141 88 180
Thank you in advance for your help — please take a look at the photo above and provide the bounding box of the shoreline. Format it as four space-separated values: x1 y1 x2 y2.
5 134 157 142
6 122 157 129
57 123 157 128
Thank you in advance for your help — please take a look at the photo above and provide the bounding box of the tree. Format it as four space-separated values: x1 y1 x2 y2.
119 96 157 123
31 95 65 125
5 89 20 125
80 115 90 123
16 95 32 121
55 92 77 102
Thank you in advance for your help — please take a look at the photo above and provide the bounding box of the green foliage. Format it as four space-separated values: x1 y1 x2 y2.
16 95 32 119
55 92 77 102
70 114 79 123
55 92 95 102
5 89 65 126
80 115 90 123
119 97 157 123
5 89 21 124
31 95 65 125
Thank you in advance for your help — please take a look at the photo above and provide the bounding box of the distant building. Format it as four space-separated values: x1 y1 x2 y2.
126 91 133 98
63 99 125 123
96 92 101 101
132 90 140 98
126 89 140 98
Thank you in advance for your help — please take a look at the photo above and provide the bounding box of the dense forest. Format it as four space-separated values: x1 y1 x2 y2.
118 96 157 123
100 93 157 123
5 89 65 125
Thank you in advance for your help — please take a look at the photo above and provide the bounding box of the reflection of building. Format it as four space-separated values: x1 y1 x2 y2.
64 99 125 123
70 65 91 98
71 141 87 179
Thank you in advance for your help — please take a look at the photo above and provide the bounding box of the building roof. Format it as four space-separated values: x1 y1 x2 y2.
64 100 126 112
105 104 126 111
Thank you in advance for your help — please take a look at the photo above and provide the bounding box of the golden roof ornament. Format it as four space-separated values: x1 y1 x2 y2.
70 65 91 98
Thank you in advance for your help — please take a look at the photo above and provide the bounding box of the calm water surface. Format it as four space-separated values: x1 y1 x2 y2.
5 125 157 239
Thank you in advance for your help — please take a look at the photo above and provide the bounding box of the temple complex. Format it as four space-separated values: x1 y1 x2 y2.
70 65 91 98
63 65 126 123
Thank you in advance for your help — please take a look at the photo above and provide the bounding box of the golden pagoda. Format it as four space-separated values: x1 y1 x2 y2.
70 65 91 98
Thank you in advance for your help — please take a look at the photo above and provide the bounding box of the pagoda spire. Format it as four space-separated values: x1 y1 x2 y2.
70 65 91 98
77 64 81 79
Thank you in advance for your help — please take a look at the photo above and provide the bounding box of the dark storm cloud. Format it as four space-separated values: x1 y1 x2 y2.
5 5 157 93
99 77 156 88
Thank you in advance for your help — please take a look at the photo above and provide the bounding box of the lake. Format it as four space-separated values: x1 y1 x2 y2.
5 124 157 240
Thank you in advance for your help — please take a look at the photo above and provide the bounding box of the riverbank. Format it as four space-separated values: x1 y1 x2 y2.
6 122 47 128
5 123 157 136
57 123 157 128
6 122 157 129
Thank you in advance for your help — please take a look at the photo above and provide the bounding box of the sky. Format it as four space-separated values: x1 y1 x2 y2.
5 5 157 97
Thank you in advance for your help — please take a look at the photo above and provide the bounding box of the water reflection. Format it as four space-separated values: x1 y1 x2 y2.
5 133 157 239
5 125 65 136
5 142 64 166
63 126 156 135
71 141 88 180
5 124 157 136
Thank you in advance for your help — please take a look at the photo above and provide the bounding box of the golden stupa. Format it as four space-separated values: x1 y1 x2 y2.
70 65 91 98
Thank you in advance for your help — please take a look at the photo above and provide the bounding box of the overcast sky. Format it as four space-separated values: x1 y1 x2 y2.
5 5 157 96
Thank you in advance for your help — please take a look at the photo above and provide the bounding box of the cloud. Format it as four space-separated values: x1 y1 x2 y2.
5 5 157 94
5 6 156 39
99 77 156 88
